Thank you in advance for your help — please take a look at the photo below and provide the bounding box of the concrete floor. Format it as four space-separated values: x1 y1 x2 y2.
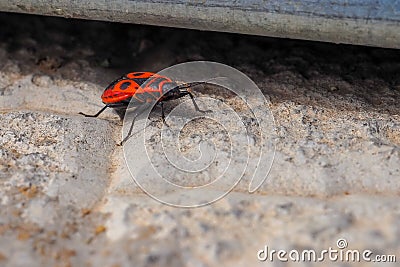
0 12 399 267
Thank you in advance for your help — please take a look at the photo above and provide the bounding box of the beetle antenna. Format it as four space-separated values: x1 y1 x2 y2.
177 76 228 91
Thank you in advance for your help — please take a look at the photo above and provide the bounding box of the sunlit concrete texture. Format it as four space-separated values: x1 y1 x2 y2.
0 13 399 267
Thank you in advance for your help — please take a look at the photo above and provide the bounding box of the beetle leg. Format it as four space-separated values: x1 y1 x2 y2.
118 114 137 146
119 104 154 146
182 90 212 113
160 102 169 126
79 105 109 117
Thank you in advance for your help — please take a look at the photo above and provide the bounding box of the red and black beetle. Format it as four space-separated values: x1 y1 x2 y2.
79 72 208 144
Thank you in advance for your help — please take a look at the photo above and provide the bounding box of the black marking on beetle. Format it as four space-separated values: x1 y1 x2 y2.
132 78 149 86
120 81 131 90
131 72 144 77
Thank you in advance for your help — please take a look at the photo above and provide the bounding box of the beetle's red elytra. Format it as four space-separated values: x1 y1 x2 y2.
79 72 209 145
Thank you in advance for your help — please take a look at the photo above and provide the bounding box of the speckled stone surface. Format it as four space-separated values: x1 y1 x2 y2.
0 13 399 267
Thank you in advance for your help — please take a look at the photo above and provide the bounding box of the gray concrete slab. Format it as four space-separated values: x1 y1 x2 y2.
0 0 399 48
0 13 399 267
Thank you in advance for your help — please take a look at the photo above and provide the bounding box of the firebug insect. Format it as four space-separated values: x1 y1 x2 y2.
79 72 209 145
